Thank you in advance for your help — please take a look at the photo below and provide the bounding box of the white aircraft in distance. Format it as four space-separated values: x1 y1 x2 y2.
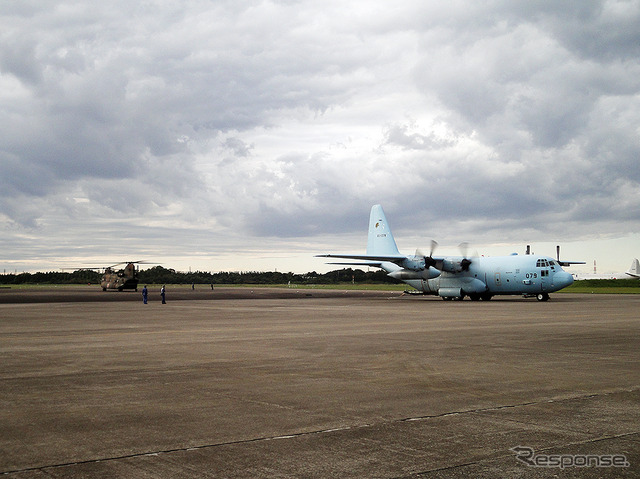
571 259 640 280
317 204 584 301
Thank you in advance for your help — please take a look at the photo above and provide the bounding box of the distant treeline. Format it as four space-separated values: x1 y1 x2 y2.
3 268 638 288
0 266 395 285
570 278 640 288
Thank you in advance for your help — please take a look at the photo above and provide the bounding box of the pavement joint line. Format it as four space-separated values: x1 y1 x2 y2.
4 388 638 476
398 385 640 423
389 432 640 479
530 431 640 452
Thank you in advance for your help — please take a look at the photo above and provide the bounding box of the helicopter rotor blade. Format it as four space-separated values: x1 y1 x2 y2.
107 262 128 268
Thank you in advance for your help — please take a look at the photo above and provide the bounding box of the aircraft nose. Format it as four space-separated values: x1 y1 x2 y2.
554 272 574 288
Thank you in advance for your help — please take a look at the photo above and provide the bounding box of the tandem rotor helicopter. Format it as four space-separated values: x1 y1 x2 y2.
85 261 157 291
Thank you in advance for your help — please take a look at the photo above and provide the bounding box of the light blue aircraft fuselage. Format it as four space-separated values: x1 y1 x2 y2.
318 204 579 301
393 254 574 300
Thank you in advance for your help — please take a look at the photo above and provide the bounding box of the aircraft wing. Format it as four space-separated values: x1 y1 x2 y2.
325 262 385 268
316 254 407 265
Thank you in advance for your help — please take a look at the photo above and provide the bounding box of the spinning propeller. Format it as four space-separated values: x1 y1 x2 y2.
417 240 438 268
459 242 473 271
416 241 477 272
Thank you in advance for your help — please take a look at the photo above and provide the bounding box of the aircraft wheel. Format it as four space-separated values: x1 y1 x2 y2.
102 287 107 291
469 294 480 301
536 293 549 301
442 296 453 301
480 294 492 301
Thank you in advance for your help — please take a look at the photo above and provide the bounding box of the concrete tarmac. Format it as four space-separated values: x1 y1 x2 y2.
1 289 639 477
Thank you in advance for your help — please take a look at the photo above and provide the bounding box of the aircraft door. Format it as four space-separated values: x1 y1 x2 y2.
494 272 501 289
540 268 549 292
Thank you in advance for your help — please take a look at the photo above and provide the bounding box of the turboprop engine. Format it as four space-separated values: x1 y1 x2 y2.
387 249 442 280
401 255 425 271
387 266 440 281
440 244 474 273
441 258 470 273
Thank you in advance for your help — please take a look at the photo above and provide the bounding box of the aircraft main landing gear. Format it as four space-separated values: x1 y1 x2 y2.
536 293 550 301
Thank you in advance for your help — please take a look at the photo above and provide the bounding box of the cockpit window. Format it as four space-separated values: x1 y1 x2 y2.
536 259 550 268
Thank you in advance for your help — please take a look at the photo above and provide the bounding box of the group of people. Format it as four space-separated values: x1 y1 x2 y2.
141 285 165 304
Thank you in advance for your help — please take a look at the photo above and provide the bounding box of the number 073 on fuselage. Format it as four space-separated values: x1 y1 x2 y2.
316 204 583 301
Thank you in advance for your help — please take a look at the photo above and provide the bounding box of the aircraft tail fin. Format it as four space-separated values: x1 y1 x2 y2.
626 258 640 278
367 205 400 256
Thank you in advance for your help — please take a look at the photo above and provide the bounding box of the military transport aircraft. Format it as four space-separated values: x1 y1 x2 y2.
317 204 584 301
99 262 141 291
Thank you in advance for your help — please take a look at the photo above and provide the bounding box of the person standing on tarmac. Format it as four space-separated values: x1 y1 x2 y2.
161 285 166 304
142 285 148 304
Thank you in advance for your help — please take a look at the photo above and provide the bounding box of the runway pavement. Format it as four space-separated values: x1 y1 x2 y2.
1 289 639 477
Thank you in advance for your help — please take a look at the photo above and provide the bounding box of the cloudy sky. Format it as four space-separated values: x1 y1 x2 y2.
1 0 639 275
